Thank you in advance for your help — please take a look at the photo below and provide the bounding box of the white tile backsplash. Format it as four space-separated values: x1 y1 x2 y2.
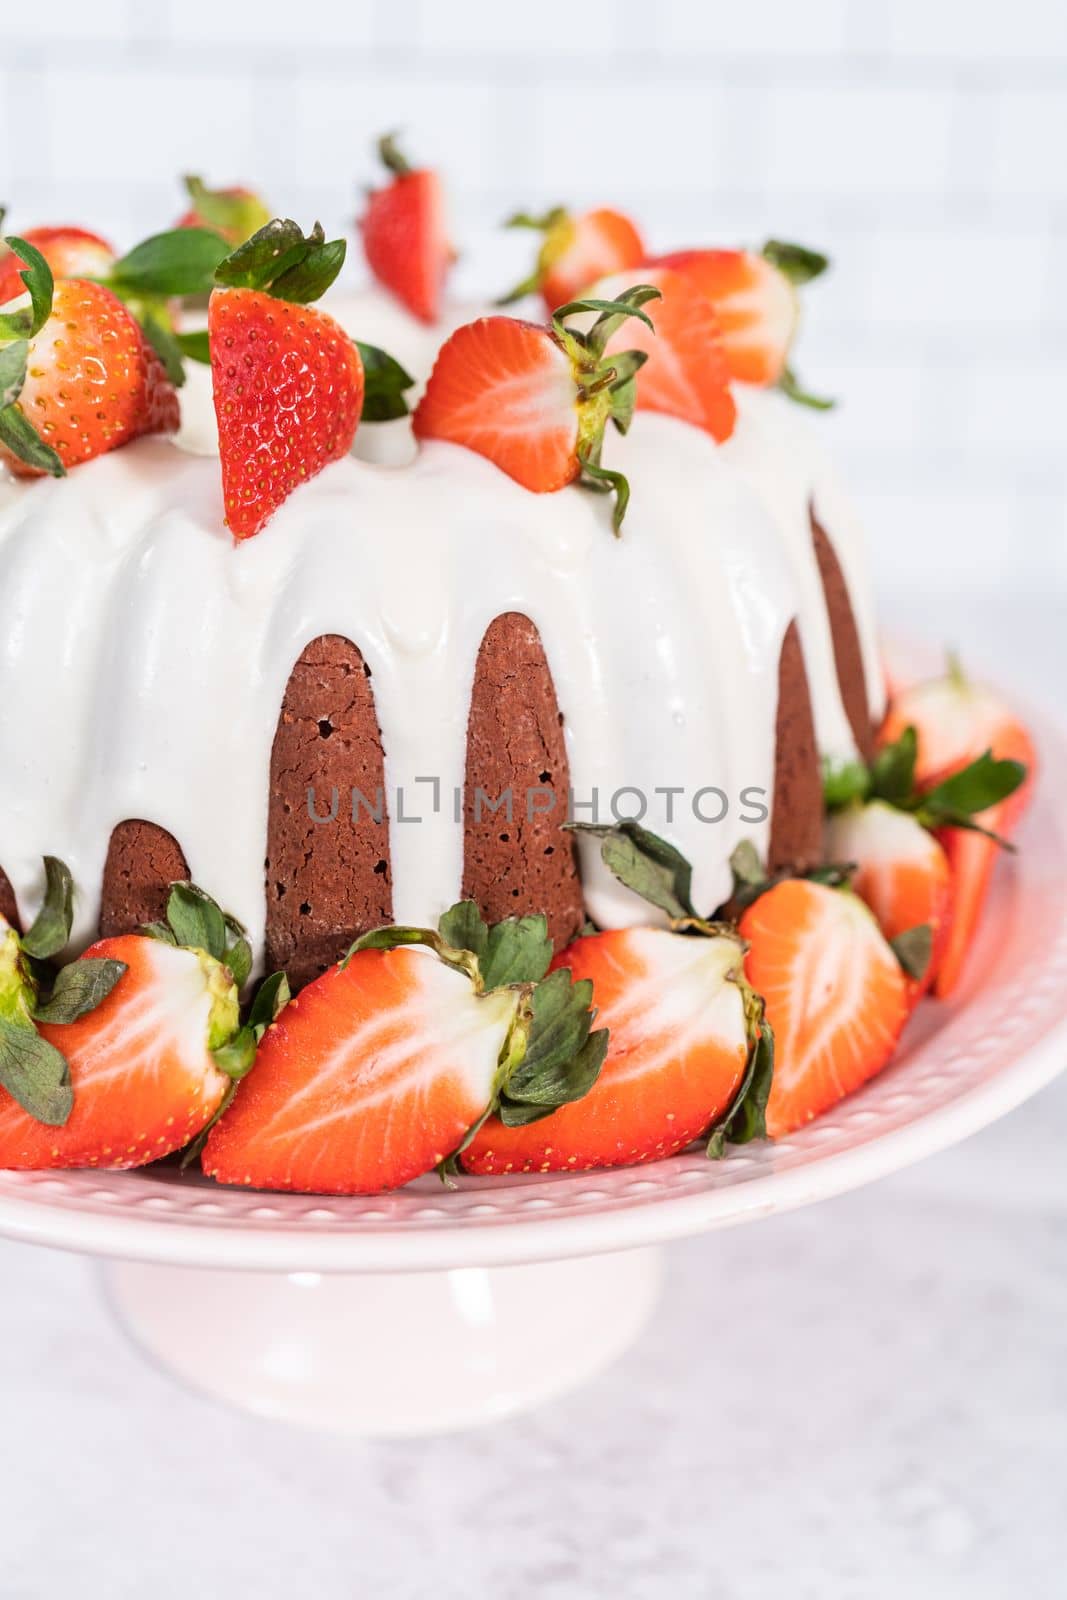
1 0 1063 591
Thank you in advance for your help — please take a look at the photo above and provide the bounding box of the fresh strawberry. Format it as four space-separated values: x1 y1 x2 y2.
0 227 114 304
360 134 452 324
413 287 658 530
0 876 258 1170
649 240 830 405
203 905 606 1194
0 236 179 478
463 926 756 1174
176 176 271 246
740 880 908 1138
879 662 1036 996
825 800 953 1002
501 206 644 313
588 266 736 443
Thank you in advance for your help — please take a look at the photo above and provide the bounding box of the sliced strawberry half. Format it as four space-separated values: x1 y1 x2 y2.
826 800 953 1002
501 206 644 313
204 905 606 1194
0 936 239 1170
879 663 1036 996
413 287 659 531
463 926 752 1174
589 266 736 443
650 240 830 405
360 134 452 324
0 242 179 479
0 227 114 304
740 880 908 1138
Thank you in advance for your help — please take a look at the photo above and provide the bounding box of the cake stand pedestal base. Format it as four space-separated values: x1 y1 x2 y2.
102 1246 663 1437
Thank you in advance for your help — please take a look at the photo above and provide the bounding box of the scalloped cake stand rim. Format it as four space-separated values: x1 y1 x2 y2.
0 693 1064 1278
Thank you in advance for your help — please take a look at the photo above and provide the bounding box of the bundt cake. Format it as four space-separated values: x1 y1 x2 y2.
0 283 883 986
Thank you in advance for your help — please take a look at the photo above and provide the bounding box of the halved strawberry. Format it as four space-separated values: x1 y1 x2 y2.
176 176 271 247
0 227 114 305
210 287 363 537
740 880 908 1138
413 288 658 530
360 134 452 324
879 663 1035 996
463 926 753 1174
501 206 644 313
649 240 829 404
0 936 240 1170
588 266 736 443
825 800 953 1002
203 905 606 1194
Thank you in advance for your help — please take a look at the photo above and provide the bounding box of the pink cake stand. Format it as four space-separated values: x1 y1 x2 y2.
1 707 1065 1438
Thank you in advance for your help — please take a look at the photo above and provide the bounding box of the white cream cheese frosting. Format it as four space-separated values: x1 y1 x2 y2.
0 288 884 960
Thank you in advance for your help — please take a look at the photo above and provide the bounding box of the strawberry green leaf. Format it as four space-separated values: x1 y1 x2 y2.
347 922 481 984
214 219 346 305
212 1024 258 1080
377 131 414 178
778 365 835 411
0 1018 73 1125
356 341 414 422
504 206 567 233
919 750 1026 819
110 228 230 297
499 969 607 1122
0 235 54 339
761 239 829 286
223 929 253 991
20 857 74 961
182 176 271 245
554 285 660 356
247 970 290 1036
32 958 127 1025
706 1001 774 1157
870 726 918 806
139 309 187 388
140 921 177 945
164 882 227 961
573 819 697 921
889 923 933 982
437 901 489 961
176 329 210 364
730 839 764 888
0 401 65 477
822 755 872 810
0 339 27 408
480 915 553 991
576 450 631 535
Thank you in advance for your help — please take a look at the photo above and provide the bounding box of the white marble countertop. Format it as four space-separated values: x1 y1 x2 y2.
1 584 1064 1600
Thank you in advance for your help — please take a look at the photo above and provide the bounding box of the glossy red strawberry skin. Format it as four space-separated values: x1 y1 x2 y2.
463 927 749 1174
204 947 518 1195
0 280 179 478
209 287 365 539
0 937 232 1171
0 228 115 304
362 168 450 324
413 315 579 492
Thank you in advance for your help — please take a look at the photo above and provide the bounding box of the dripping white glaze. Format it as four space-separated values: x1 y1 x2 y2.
0 288 883 960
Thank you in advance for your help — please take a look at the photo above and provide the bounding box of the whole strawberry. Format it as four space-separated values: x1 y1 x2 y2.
0 236 179 477
176 175 272 247
360 133 452 323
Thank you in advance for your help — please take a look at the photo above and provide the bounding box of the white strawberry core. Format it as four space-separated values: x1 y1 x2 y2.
826 799 940 867
604 927 746 1085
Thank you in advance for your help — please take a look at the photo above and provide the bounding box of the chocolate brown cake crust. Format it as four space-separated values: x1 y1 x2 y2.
0 866 20 931
99 820 190 937
266 634 393 991
463 612 583 950
768 618 824 873
811 505 875 762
